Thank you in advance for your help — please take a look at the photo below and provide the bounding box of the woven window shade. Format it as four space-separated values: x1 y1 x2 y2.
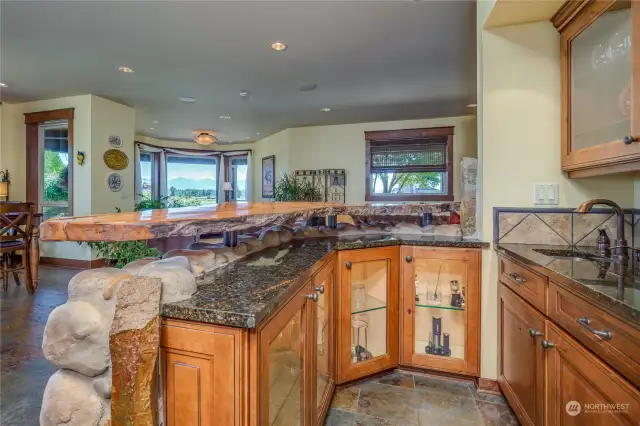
370 138 448 173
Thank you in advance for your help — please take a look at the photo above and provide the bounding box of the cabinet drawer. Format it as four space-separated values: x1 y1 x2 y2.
499 257 548 313
548 281 640 388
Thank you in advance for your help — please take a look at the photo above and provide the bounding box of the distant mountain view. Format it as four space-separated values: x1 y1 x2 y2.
168 177 216 190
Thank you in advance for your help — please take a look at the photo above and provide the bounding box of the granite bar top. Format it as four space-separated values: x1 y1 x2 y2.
496 244 639 326
40 201 458 242
162 235 488 328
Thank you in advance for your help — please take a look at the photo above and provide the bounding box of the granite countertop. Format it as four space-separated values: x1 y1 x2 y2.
496 244 639 325
162 235 489 328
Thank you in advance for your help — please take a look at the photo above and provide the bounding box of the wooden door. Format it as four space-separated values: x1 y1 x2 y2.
161 320 246 426
336 246 399 383
498 285 545 426
545 322 640 425
561 0 640 177
259 280 314 426
311 258 336 426
400 247 480 377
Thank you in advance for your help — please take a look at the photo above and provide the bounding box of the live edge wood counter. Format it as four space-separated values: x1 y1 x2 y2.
160 237 487 426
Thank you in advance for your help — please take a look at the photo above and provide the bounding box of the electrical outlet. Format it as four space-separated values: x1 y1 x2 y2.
534 183 559 205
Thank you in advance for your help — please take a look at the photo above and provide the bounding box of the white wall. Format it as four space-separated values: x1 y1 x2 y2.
478 12 636 380
252 117 477 203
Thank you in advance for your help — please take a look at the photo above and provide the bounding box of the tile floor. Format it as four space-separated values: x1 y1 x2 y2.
0 267 519 426
325 371 519 426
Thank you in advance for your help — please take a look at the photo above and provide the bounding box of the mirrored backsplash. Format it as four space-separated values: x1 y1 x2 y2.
494 207 637 247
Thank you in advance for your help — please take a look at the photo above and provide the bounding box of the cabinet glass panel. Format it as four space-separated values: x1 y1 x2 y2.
268 310 302 426
571 0 631 150
316 277 330 409
413 259 467 360
350 260 388 364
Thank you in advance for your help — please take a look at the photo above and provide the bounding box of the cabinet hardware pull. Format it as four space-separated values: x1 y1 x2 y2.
575 317 612 340
541 339 555 350
407 308 412 315
345 261 352 269
315 284 325 294
528 328 543 338
623 135 638 145
509 272 526 284
306 293 318 302
406 255 413 262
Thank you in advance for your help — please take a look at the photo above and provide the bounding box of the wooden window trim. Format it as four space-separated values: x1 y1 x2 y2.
364 127 454 202
25 108 74 213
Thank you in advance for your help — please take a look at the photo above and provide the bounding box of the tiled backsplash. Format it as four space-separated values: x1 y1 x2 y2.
494 208 637 247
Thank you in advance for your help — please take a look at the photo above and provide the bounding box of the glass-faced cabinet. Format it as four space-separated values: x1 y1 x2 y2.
337 247 399 383
561 0 640 177
400 247 480 376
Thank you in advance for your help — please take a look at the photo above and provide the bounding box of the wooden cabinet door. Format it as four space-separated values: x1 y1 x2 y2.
400 247 480 377
161 320 245 426
259 280 314 426
336 246 399 383
311 258 336 426
561 0 640 177
545 322 640 425
498 285 545 426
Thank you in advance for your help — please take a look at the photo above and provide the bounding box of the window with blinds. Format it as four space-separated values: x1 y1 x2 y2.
365 129 453 202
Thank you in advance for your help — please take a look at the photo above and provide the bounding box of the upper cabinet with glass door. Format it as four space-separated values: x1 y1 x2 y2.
560 0 640 177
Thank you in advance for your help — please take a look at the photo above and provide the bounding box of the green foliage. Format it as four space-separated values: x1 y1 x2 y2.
273 173 324 202
85 240 160 269
43 151 68 202
372 172 442 194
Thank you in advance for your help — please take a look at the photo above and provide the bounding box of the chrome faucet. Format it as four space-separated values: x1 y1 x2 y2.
575 199 629 264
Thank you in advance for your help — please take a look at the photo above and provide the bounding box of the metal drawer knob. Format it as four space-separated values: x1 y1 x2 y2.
509 272 526 284
528 328 543 338
623 135 638 145
405 255 413 262
576 317 612 340
541 340 555 350
345 261 352 269
315 284 325 294
306 293 318 302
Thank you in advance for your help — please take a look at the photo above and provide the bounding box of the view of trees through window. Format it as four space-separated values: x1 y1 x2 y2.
371 171 445 196
41 127 70 220
167 155 217 205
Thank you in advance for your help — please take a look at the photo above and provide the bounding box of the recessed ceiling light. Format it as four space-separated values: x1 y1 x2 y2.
239 90 250 97
220 115 231 120
149 128 155 131
256 132 261 135
245 136 251 139
118 66 134 73
0 83 7 88
270 41 287 51
467 103 477 107
179 97 197 103
151 120 159 124
321 108 332 112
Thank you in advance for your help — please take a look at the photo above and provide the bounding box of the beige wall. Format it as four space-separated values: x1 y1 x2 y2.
252 117 477 203
478 9 636 379
135 135 254 153
0 95 136 259
251 129 293 201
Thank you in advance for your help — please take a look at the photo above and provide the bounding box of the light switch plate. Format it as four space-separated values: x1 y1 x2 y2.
534 183 559 205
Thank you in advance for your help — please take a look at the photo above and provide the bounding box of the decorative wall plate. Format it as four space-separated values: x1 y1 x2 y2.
108 135 123 148
104 149 129 170
107 173 123 192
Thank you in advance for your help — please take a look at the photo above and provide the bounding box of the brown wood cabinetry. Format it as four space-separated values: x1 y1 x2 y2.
336 246 399 383
498 254 640 426
499 284 545 426
400 247 481 376
559 0 640 177
545 322 640 425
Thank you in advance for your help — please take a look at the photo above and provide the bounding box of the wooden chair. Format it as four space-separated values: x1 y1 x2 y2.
0 202 35 294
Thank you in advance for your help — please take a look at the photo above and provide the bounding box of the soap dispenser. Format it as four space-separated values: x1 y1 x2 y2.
596 229 611 258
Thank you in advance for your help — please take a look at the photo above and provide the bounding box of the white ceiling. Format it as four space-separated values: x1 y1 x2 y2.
0 0 477 143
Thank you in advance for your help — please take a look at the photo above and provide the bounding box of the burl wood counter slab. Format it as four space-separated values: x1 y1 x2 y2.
40 202 457 242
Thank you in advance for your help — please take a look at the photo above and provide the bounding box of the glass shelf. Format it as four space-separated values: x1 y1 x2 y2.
415 294 464 311
351 294 387 315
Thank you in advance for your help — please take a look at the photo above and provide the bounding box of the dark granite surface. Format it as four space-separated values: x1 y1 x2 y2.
162 235 489 328
496 244 639 325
